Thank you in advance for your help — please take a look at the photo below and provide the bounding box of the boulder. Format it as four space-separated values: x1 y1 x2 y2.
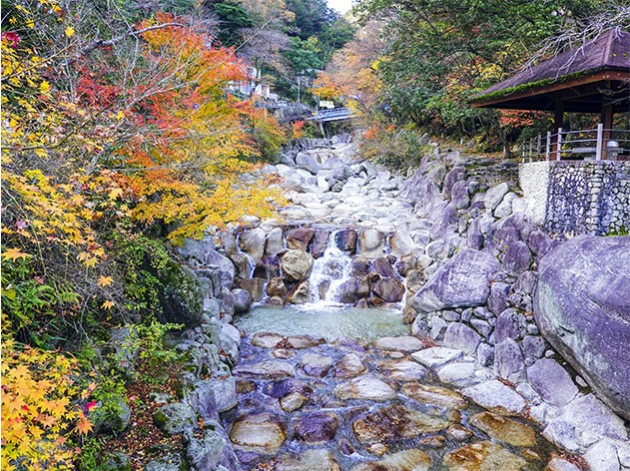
534 235 630 419
286 228 315 251
232 289 252 314
484 182 509 211
335 229 358 254
295 152 322 174
238 228 266 265
373 278 405 303
266 277 288 298
287 281 311 304
359 229 386 258
281 250 314 282
411 249 499 313
157 262 204 327
265 228 285 257
154 403 196 435
178 240 235 288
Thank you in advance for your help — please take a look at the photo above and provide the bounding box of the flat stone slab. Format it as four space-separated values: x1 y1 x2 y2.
252 332 284 348
438 363 490 387
234 361 296 379
353 404 450 444
401 383 468 410
411 347 464 369
350 449 432 471
443 440 528 470
229 413 286 453
372 336 425 352
335 353 367 379
461 380 525 416
375 360 427 382
469 412 536 447
333 375 397 402
299 353 333 377
543 394 628 450
273 449 339 471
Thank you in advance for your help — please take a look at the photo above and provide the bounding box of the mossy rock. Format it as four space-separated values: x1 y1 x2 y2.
156 261 203 327
154 403 196 436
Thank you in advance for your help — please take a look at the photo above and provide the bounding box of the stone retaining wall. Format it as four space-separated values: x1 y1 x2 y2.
520 161 630 235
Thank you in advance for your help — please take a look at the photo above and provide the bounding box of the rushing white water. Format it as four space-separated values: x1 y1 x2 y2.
307 231 353 305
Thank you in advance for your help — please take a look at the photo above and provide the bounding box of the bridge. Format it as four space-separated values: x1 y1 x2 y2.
276 106 354 124
308 107 354 123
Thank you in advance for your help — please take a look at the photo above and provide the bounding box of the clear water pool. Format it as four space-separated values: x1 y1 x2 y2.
234 305 408 341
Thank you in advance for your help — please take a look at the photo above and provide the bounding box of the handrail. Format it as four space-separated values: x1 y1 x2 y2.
521 125 630 163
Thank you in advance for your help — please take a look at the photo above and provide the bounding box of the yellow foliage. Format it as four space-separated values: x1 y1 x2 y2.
1 338 92 470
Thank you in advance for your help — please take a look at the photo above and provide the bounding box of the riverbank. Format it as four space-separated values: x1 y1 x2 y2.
133 135 628 470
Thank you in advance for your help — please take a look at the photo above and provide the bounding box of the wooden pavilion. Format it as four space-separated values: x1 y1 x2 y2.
471 28 630 161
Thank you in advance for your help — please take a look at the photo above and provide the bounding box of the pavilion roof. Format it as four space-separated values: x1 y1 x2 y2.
471 28 630 112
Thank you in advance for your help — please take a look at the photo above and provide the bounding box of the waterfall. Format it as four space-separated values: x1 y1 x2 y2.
308 231 353 305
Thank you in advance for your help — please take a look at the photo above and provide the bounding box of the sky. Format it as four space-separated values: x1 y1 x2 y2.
327 0 354 14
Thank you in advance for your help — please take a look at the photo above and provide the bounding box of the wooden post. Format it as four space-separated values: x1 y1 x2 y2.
545 131 551 161
601 102 613 160
537 133 541 161
556 127 563 161
529 138 533 162
596 123 604 161
551 100 564 161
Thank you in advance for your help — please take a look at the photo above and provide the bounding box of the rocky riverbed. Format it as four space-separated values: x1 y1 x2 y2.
141 136 628 471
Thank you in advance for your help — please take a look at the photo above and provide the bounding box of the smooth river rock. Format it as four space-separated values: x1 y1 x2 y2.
443 440 528 470
333 375 397 401
281 250 314 282
353 404 450 444
461 380 525 416
401 383 468 409
469 412 537 447
229 413 286 453
534 235 630 420
411 249 499 313
351 449 432 471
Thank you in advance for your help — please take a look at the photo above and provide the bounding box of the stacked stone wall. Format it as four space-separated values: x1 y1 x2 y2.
544 161 630 235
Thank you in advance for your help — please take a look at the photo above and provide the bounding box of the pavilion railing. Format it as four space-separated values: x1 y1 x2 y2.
521 125 630 162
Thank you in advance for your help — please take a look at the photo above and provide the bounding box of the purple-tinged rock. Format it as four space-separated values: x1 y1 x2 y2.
494 309 526 344
372 257 398 279
373 278 405 303
535 235 630 419
513 271 537 295
310 230 330 259
522 336 546 359
528 230 553 259
488 282 510 316
502 241 532 276
494 338 525 382
451 180 470 209
294 412 339 443
286 228 315 252
444 166 467 197
527 359 577 407
443 322 481 354
411 249 499 313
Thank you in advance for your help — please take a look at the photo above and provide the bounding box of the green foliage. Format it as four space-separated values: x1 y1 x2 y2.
111 235 171 317
1 257 79 348
285 36 325 75
210 2 254 46
356 0 611 146
286 0 337 40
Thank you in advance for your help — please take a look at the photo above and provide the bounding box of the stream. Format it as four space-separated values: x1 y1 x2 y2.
224 235 564 470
